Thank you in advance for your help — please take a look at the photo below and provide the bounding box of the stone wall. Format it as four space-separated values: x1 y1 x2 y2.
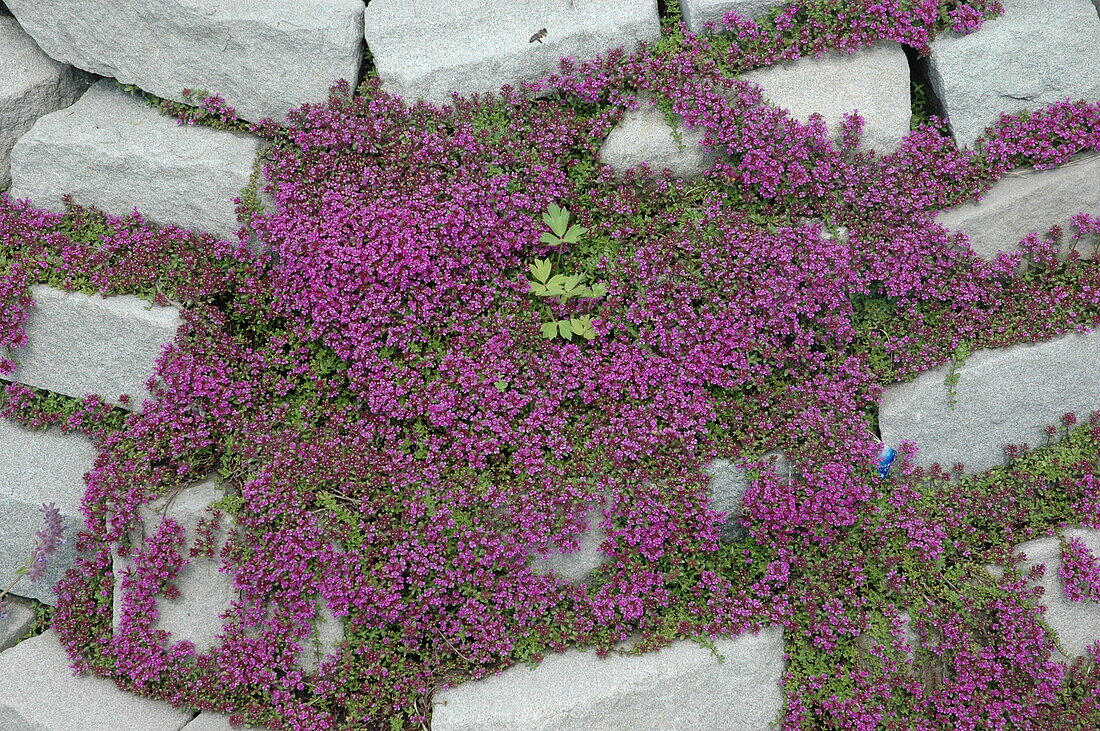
0 1 1098 728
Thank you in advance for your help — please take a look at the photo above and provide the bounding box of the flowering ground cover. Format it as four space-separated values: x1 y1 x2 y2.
1 0 1100 728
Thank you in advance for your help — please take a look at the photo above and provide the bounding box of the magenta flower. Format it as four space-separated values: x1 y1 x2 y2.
1060 536 1100 603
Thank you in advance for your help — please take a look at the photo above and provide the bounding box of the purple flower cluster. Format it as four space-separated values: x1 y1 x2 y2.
25 503 65 583
0 502 66 620
1059 536 1100 603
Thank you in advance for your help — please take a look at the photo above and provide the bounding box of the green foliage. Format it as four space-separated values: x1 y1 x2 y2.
910 81 931 130
207 492 245 517
315 490 367 552
470 104 514 145
943 341 971 409
526 206 607 341
35 207 119 298
654 96 687 150
18 600 54 643
527 259 606 301
540 204 588 247
237 151 269 233
781 422 1100 726
851 292 902 380
539 315 597 341
0 383 131 436
115 81 257 135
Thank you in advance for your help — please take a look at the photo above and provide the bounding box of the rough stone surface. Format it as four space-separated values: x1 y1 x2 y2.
112 478 236 656
8 80 265 241
599 100 717 179
1014 528 1100 662
0 418 95 605
0 16 87 189
936 153 1100 260
740 42 911 153
705 451 791 541
227 537 345 673
0 629 196 730
363 0 660 106
927 0 1100 146
879 329 1100 473
528 493 608 585
3 0 363 124
6 284 180 410
681 0 785 32
0 595 36 653
855 610 921 664
431 626 785 730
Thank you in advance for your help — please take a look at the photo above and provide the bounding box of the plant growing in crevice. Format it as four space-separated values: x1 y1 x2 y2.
943 340 971 409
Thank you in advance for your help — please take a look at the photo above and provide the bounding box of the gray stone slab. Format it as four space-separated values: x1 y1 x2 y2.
528 495 607 586
237 589 346 675
0 595 37 653
681 0 785 33
705 451 791 541
113 481 343 673
936 153 1100 260
0 16 86 189
0 629 195 730
739 42 911 153
928 0 1100 146
363 0 660 106
113 478 236 656
8 80 265 241
855 610 921 669
3 0 363 125
879 329 1100 473
0 418 94 605
6 284 180 410
1014 528 1100 662
431 625 785 730
599 99 717 179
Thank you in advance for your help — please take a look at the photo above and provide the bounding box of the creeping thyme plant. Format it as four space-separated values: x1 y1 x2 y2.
1 0 1100 728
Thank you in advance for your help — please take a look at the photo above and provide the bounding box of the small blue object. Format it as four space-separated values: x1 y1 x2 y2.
876 445 897 479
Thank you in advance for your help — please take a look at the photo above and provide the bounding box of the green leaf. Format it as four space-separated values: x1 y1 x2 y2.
560 225 587 244
557 320 574 340
587 283 608 298
543 274 569 296
540 322 558 339
529 258 552 283
540 231 563 247
542 204 570 238
570 316 596 340
529 281 549 296
493 380 508 392
561 274 586 292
